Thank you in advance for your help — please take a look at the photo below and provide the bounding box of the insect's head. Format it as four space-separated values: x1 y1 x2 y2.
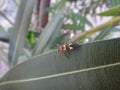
57 44 66 52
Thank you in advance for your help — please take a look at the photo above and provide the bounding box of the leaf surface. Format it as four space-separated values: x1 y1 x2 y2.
0 38 120 90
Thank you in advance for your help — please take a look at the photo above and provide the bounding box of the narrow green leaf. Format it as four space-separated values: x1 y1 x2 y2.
9 0 27 63
43 18 63 52
9 0 36 66
62 24 83 31
32 7 66 55
44 0 66 13
110 0 120 7
110 0 117 6
50 33 67 49
97 5 120 16
53 0 66 10
44 7 55 13
75 13 92 27
0 38 120 90
66 12 77 24
79 22 85 31
94 26 113 40
67 11 92 27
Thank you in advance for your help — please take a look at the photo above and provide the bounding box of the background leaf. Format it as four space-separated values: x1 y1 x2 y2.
9 0 36 66
110 0 120 7
97 5 120 16
32 7 66 56
62 24 83 31
94 26 113 40
0 31 9 42
68 11 92 27
8 0 27 63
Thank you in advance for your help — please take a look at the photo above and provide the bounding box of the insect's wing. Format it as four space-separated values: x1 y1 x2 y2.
69 43 80 50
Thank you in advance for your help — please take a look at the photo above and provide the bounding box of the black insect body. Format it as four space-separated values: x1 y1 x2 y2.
58 43 80 58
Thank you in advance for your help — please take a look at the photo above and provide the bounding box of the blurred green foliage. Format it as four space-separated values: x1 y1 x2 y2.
0 0 120 66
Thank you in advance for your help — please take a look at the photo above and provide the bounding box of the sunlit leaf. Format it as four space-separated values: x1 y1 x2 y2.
97 5 120 16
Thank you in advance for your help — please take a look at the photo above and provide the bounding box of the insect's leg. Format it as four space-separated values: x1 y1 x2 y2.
65 51 70 58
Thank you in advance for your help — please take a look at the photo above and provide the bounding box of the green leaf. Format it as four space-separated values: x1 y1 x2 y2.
9 0 27 64
76 14 92 27
9 0 36 66
0 38 120 90
43 18 64 52
44 0 66 13
110 0 120 7
50 33 67 49
67 11 92 27
52 0 66 10
62 24 83 31
97 5 120 16
44 7 55 13
80 22 85 31
32 7 66 55
66 11 77 24
94 26 113 40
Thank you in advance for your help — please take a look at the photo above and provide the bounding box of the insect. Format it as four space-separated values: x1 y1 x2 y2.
58 43 80 58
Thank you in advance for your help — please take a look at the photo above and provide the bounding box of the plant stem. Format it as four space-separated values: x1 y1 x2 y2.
68 16 120 43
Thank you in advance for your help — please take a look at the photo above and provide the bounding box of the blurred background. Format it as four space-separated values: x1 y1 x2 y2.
0 0 120 78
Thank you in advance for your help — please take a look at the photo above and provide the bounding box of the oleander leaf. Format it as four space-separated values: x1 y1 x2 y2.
0 38 120 90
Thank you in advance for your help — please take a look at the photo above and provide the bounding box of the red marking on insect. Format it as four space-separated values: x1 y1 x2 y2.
58 43 80 57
